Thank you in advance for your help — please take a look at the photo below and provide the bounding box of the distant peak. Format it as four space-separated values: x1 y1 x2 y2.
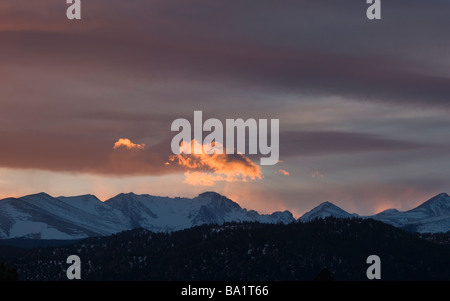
381 208 399 214
75 194 97 198
61 194 101 201
299 201 353 222
436 192 449 198
198 191 224 199
36 192 51 196
411 192 450 215
117 192 139 197
311 201 347 212
196 191 241 210
317 201 339 208
425 192 450 203
24 192 53 198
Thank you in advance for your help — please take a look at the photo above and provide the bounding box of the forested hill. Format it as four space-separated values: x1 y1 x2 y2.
1 217 450 281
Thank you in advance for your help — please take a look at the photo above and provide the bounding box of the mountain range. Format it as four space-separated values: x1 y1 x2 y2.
300 193 450 233
0 191 449 240
370 193 450 233
0 191 293 239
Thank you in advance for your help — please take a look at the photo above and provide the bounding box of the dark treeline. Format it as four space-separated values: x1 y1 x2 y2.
1 218 449 281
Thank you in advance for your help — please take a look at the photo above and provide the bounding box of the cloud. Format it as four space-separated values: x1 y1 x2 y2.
89 139 179 176
169 140 262 186
113 138 146 150
277 169 290 176
280 130 429 158
0 130 179 176
4 0 450 114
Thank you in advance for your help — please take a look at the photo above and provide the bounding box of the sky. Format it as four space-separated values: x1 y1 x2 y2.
1 0 450 217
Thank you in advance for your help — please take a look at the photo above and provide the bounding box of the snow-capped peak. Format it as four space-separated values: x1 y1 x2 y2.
380 208 399 214
409 193 450 217
198 191 224 199
20 192 54 201
299 201 357 222
374 208 400 218
195 192 241 211
369 192 450 233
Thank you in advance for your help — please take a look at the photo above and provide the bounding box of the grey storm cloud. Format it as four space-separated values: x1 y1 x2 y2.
3 0 450 109
279 130 429 157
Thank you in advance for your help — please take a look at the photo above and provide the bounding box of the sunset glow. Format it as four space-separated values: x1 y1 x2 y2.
170 140 262 186
113 138 146 150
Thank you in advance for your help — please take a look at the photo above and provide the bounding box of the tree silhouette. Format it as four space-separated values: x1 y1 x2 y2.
0 261 18 281
313 268 335 281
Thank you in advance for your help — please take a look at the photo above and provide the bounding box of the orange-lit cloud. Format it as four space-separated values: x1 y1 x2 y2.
91 139 178 176
169 140 262 186
113 138 146 150
277 169 290 176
